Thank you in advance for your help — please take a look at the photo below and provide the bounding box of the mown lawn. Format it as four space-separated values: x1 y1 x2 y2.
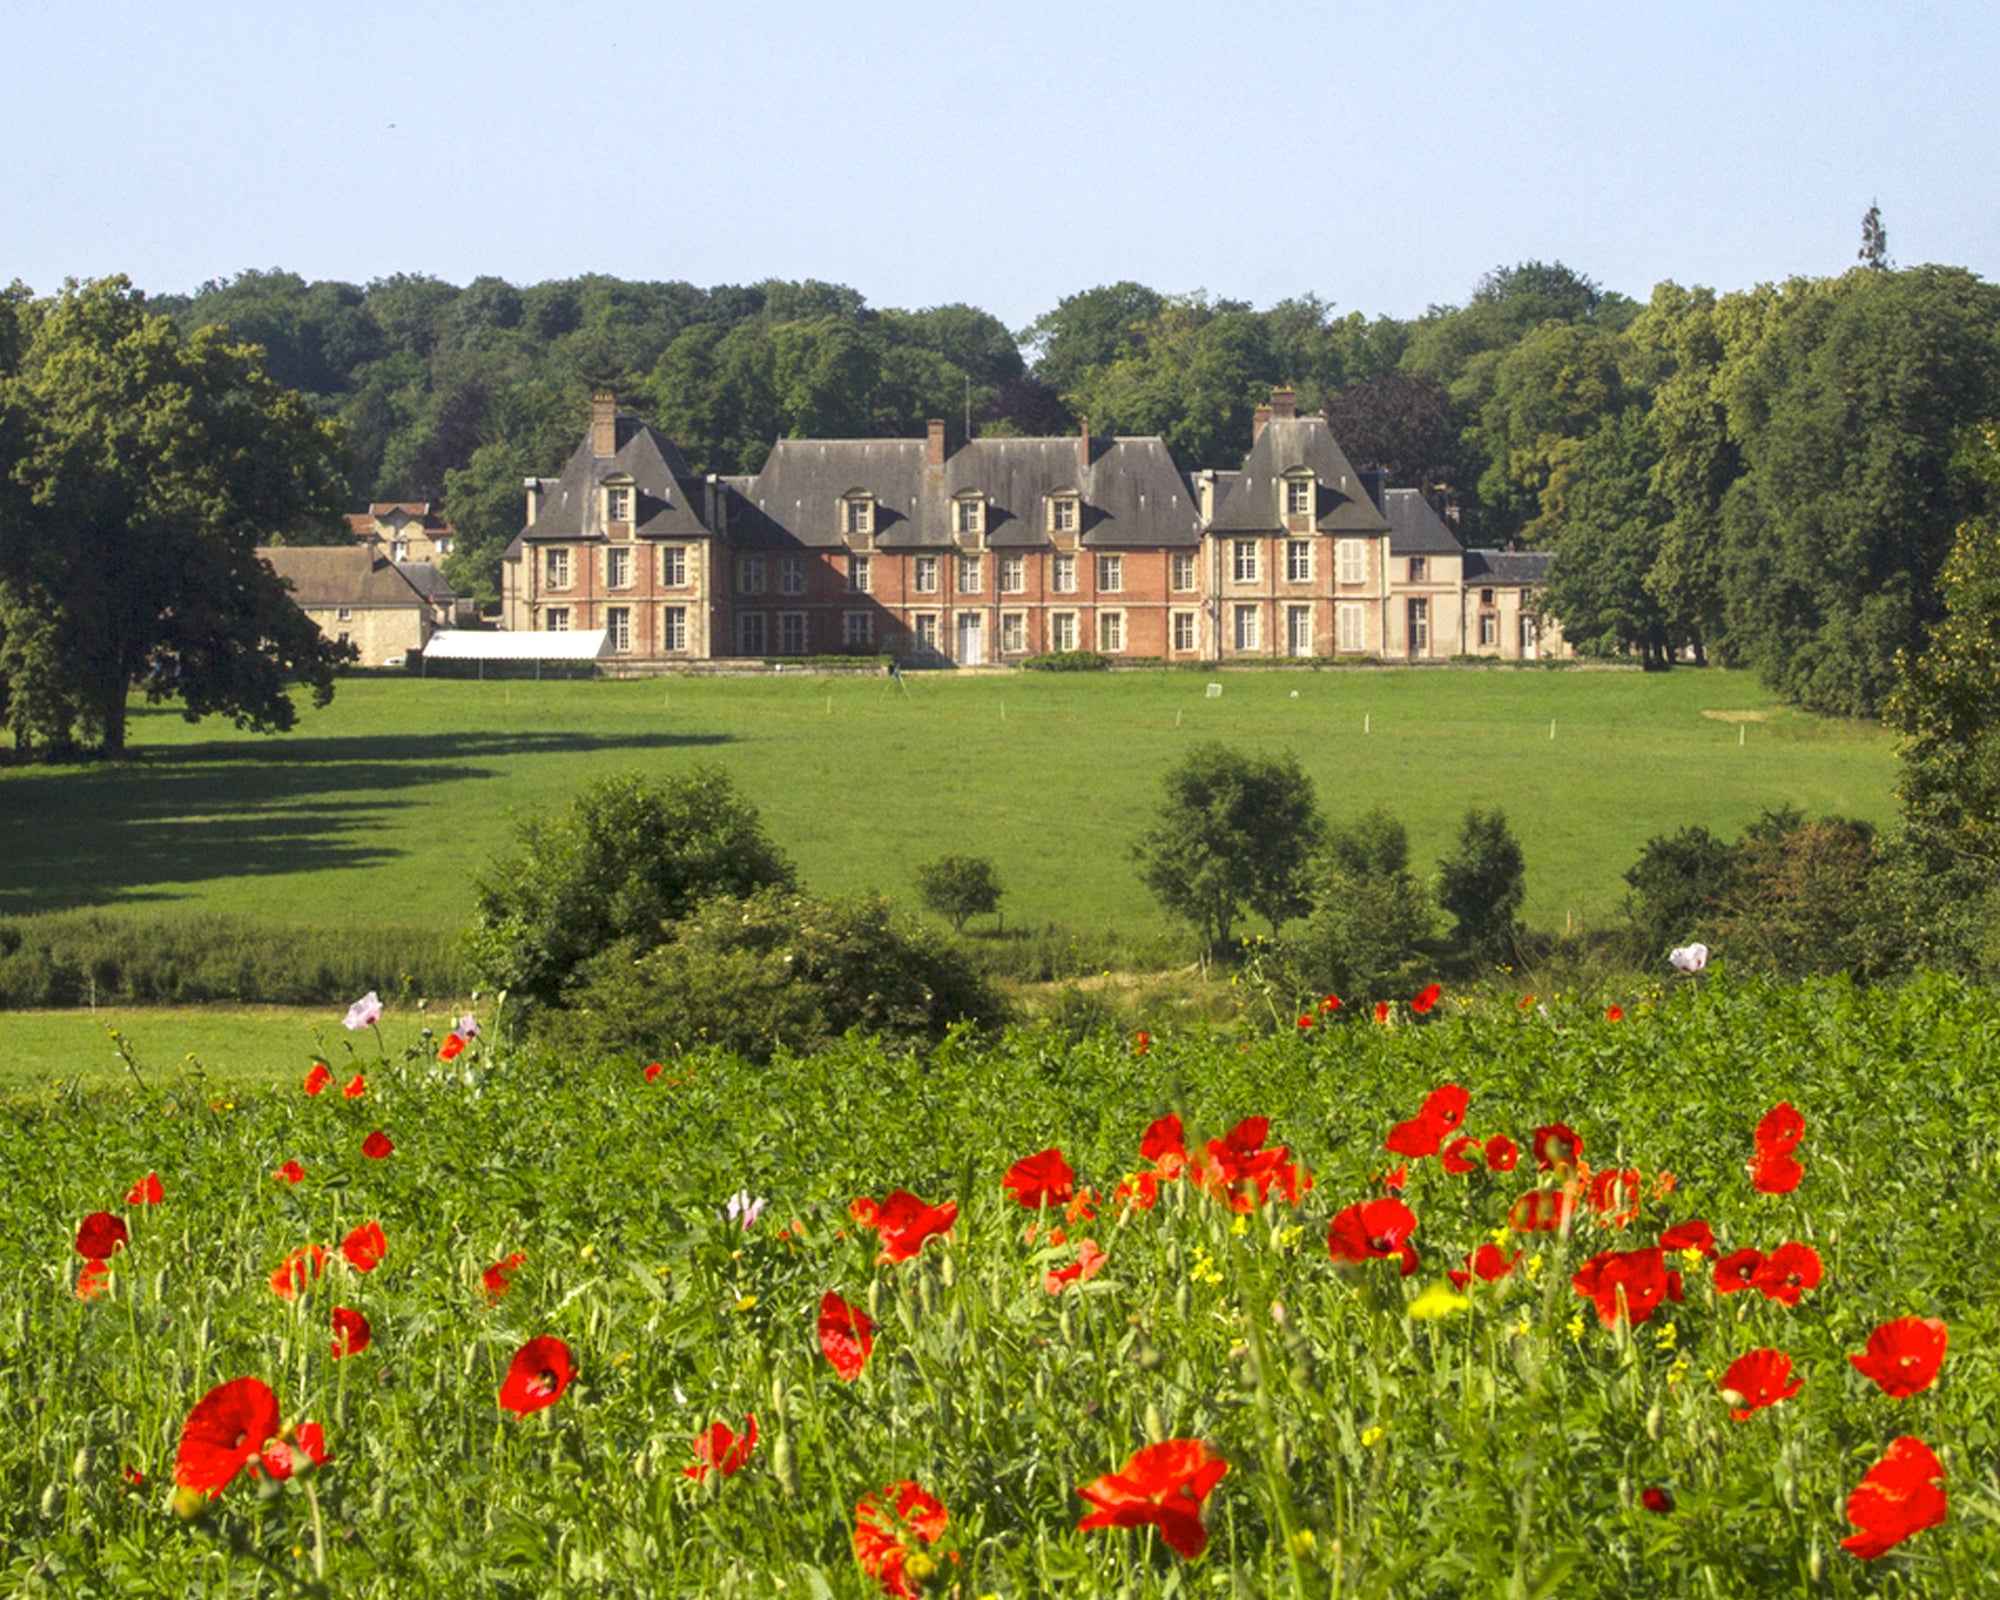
0 666 1894 939
4 974 1992 1595
0 1008 417 1092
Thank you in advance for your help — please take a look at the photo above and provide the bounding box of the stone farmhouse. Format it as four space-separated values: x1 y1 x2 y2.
498 389 1564 667
258 545 458 666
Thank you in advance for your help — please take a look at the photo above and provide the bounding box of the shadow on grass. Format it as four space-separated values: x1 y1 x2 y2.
0 730 731 914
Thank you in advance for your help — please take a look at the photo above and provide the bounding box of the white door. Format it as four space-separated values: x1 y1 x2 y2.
1287 605 1313 657
956 612 984 666
1520 615 1539 661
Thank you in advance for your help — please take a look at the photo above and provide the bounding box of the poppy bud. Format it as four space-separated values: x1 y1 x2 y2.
768 1376 787 1423
1645 1404 1663 1442
1058 1302 1074 1343
1145 1401 1167 1443
1175 1283 1192 1322
39 1483 57 1518
72 1447 91 1483
918 1268 938 1320
1808 1540 1824 1582
897 1291 919 1340
867 1278 884 1325
938 1254 955 1290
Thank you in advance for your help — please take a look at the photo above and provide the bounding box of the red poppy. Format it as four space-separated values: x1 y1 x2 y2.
1003 1148 1076 1210
1376 1161 1408 1194
1641 1485 1674 1514
121 1465 145 1489
343 1074 366 1099
1386 1084 1470 1158
1077 1439 1230 1560
341 1221 387 1273
818 1291 875 1380
1507 1188 1576 1234
77 1259 110 1299
303 1062 333 1096
498 1335 575 1415
1605 1005 1625 1022
1319 993 1342 1013
330 1306 372 1359
1752 1241 1822 1306
1327 1198 1419 1276
481 1252 526 1305
644 1061 664 1083
253 1422 329 1481
1448 1242 1523 1290
1755 1102 1805 1153
849 1190 957 1263
1134 1030 1151 1055
1046 1238 1110 1294
1485 1134 1520 1172
274 1160 306 1185
271 1245 328 1299
1518 993 1538 1011
1533 1123 1584 1172
361 1130 394 1160
1659 1219 1718 1258
1750 1148 1804 1195
1571 1246 1682 1327
1194 1119 1308 1210
75 1211 129 1261
1440 1136 1483 1175
126 1172 164 1206
1139 1112 1187 1175
1719 1348 1803 1420
1713 1247 1763 1293
1587 1168 1643 1228
1296 1012 1314 1030
1374 1000 1391 1024
684 1414 757 1481
437 1032 467 1062
173 1377 282 1497
1842 1436 1947 1561
853 1479 951 1598
1850 1317 1949 1399
1411 982 1442 1013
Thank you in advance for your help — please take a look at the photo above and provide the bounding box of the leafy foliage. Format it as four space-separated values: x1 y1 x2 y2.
1286 808 1433 999
1436 806 1526 959
913 855 1003 933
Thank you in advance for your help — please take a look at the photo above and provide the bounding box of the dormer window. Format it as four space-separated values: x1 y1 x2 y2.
1049 492 1080 534
953 494 984 536
1284 474 1314 517
605 484 634 525
842 494 874 537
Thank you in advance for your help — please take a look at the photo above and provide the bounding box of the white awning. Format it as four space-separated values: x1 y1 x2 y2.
421 629 609 661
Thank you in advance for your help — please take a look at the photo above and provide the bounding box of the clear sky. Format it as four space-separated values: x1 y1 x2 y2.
7 0 1996 330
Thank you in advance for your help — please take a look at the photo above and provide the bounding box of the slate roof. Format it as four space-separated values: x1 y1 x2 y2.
511 415 713 546
1207 416 1391 535
395 562 459 604
1463 549 1554 586
1382 488 1465 557
736 435 1202 551
258 546 432 609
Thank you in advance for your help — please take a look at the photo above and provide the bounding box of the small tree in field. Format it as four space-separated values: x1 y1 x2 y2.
914 854 1003 933
1133 743 1323 955
1437 806 1526 960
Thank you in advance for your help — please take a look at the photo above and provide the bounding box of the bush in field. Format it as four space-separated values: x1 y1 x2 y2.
1133 743 1323 953
1729 807 1882 978
1436 805 1526 960
462 768 794 1013
1622 824 1739 959
914 854 1003 933
1288 807 1432 999
539 887 1002 1062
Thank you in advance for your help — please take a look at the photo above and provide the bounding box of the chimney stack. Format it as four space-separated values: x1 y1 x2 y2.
1079 415 1091 464
1269 385 1297 420
523 476 544 526
926 418 947 465
1252 403 1273 445
592 392 618 457
1358 467 1388 513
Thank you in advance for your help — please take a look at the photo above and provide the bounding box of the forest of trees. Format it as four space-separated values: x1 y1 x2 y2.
42 222 1995 719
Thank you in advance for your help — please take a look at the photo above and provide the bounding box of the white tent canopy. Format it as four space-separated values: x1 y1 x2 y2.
421 630 608 661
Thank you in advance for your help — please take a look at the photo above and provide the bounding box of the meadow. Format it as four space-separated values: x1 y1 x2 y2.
0 666 1894 947
7 974 1993 1596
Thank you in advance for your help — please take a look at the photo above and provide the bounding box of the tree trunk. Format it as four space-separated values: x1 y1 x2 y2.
98 684 128 757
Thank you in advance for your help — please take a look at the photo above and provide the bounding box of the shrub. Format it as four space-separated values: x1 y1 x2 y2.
1288 808 1433 1000
539 888 1003 1063
1019 650 1110 672
914 854 1003 933
462 768 795 1014
1622 825 1739 959
1728 808 1881 979
1436 806 1526 960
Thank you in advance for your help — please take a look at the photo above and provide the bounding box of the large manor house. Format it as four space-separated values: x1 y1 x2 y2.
491 388 1562 668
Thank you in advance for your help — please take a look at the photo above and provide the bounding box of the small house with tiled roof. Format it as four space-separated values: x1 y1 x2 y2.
258 546 447 666
347 502 457 566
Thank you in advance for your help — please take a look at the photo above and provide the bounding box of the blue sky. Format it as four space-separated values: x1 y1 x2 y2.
7 0 1996 330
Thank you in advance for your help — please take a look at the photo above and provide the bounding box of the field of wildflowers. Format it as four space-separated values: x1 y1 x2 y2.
7 970 1996 1596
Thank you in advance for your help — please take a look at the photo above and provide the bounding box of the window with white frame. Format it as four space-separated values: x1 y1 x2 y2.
739 613 766 654
1098 612 1124 653
662 606 687 652
1338 539 1365 584
1096 554 1123 592
544 547 572 589
1001 612 1025 654
778 555 804 596
1479 612 1499 647
1286 539 1311 583
1337 602 1364 652
1171 551 1196 592
1233 604 1259 652
606 547 632 589
1172 610 1197 652
660 545 687 587
778 612 807 654
1285 476 1313 516
953 496 984 536
1287 604 1313 656
914 556 939 594
1050 612 1077 652
843 496 873 536
843 611 873 647
1409 555 1428 582
1050 495 1078 533
1052 553 1076 593
607 606 632 654
737 555 765 595
914 614 940 651
335 606 352 622
957 554 982 593
1232 540 1259 583
545 607 571 632
606 485 633 524
847 555 870 593
1407 597 1430 653
999 554 1025 593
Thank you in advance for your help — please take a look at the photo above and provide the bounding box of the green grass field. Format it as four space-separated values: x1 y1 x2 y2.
0 666 1894 941
0 1008 409 1092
